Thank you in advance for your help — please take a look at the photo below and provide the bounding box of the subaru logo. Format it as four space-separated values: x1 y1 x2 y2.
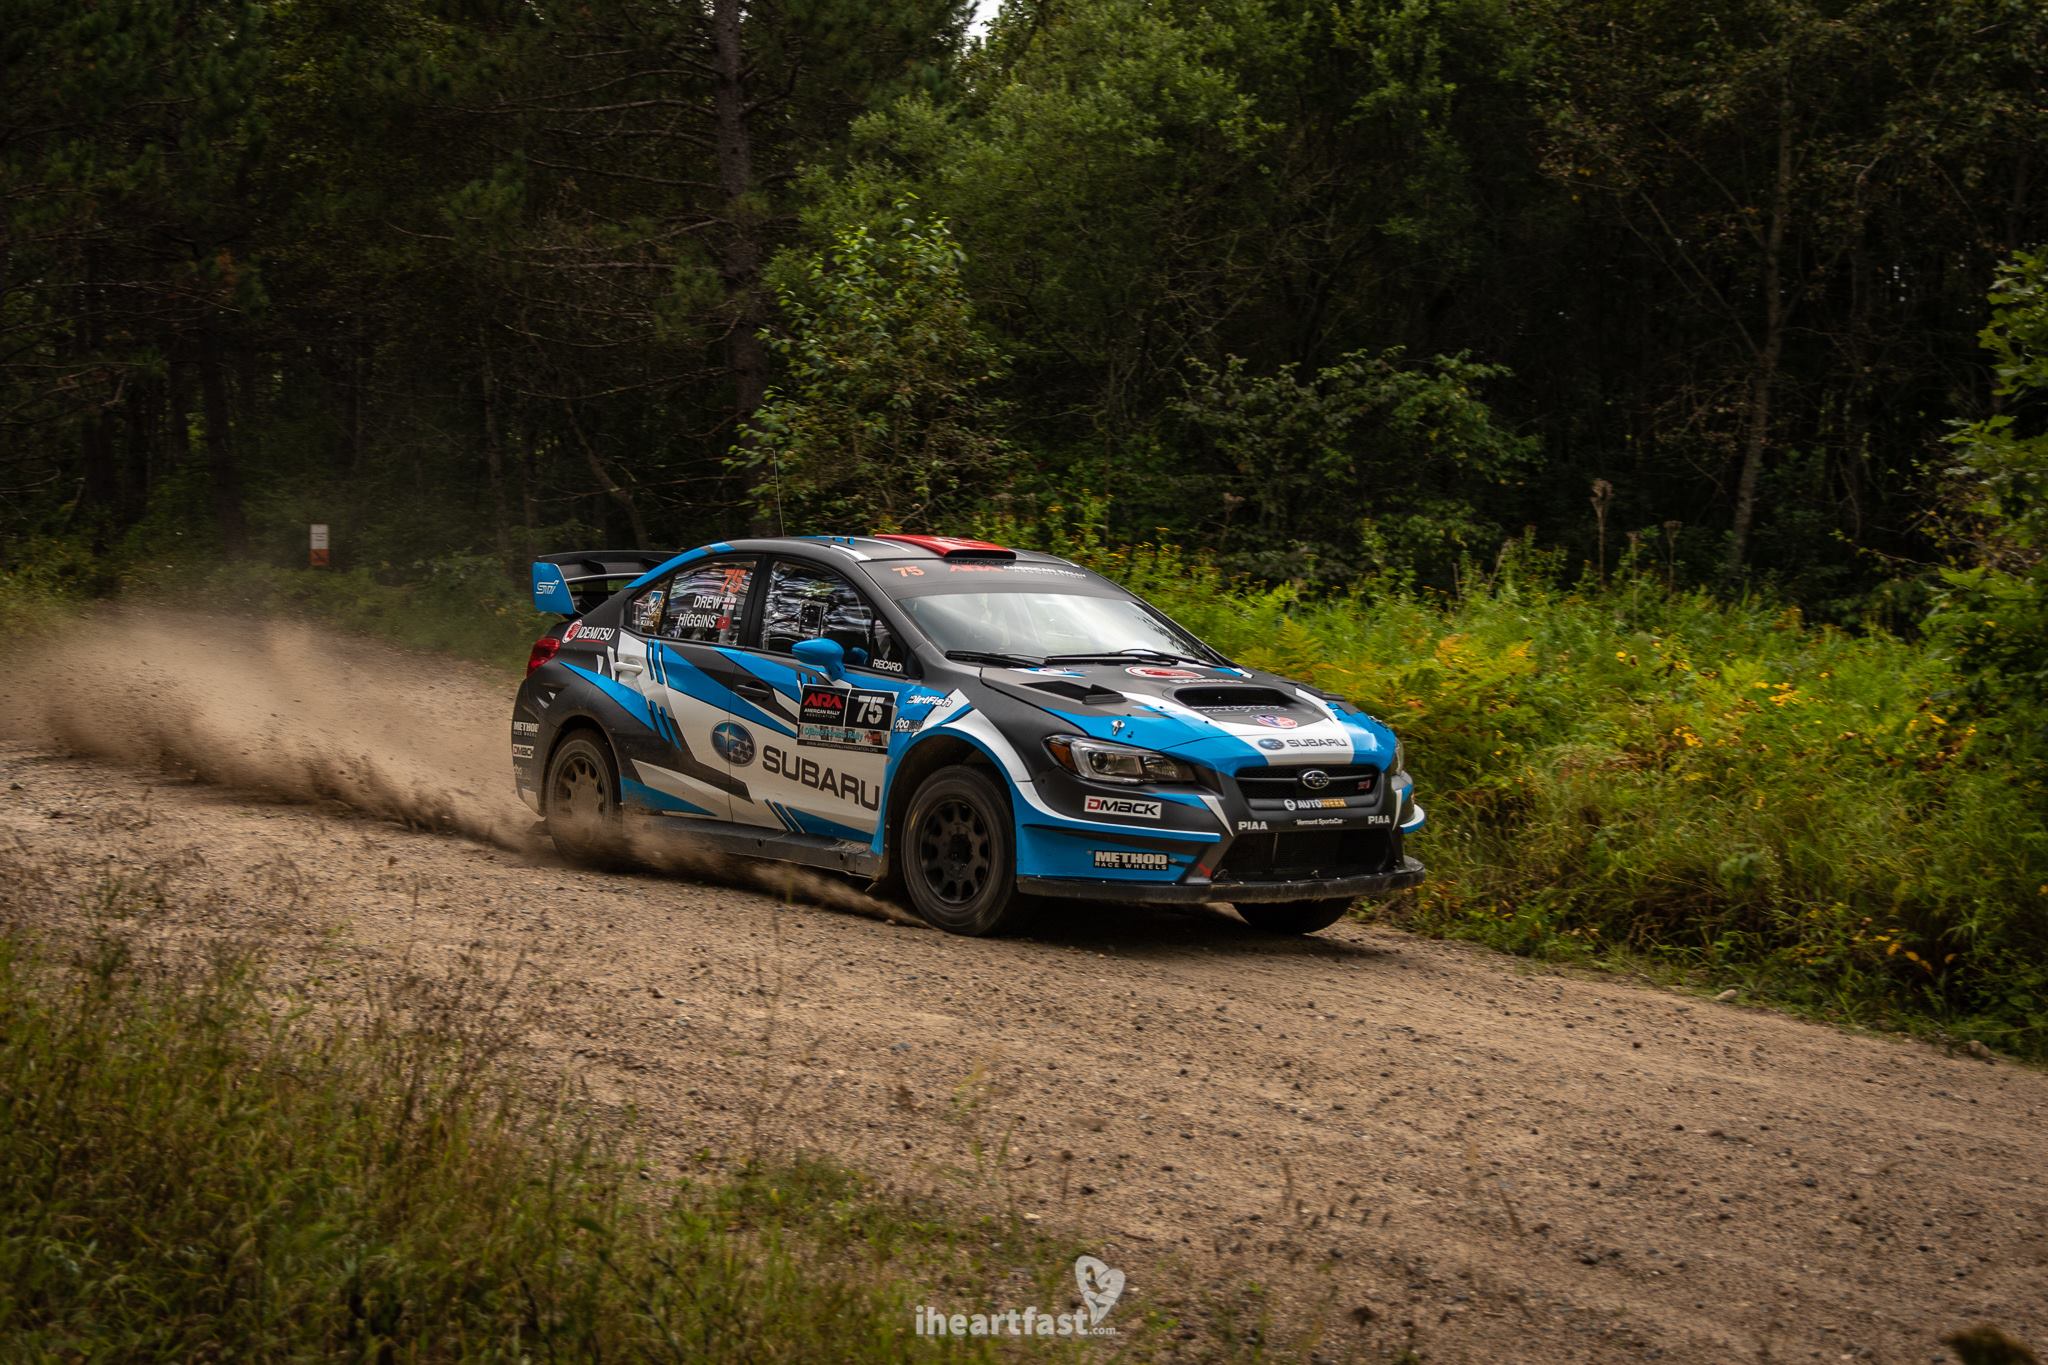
711 721 756 767
1300 769 1331 790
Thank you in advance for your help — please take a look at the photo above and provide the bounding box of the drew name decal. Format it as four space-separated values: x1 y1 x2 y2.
1083 795 1162 820
763 745 881 810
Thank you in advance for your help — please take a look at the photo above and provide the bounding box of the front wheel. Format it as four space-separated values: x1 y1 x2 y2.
900 766 1030 936
545 733 625 866
1236 897 1354 935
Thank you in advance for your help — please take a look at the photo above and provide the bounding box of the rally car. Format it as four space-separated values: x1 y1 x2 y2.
513 534 1424 935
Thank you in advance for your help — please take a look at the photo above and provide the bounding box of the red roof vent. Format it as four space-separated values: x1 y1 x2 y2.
873 534 1016 560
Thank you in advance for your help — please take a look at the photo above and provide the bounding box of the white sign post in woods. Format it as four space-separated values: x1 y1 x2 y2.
309 523 330 568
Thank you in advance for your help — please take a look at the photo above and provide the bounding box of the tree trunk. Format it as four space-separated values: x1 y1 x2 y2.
197 328 249 554
120 375 158 524
480 336 516 575
1725 81 1795 578
563 402 650 545
520 418 539 564
711 0 772 536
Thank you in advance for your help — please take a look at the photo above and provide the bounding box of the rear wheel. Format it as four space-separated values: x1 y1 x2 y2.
545 733 624 866
1236 897 1354 935
900 766 1029 936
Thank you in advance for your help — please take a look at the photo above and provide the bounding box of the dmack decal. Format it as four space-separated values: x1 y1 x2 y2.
762 745 881 810
1083 794 1161 820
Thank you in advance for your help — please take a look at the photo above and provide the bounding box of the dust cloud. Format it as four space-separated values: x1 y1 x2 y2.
1 609 913 923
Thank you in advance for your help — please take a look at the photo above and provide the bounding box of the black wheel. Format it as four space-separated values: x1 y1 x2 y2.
1236 897 1354 935
545 733 624 865
900 765 1029 935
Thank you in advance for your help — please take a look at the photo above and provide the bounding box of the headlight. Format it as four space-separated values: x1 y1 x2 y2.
1391 740 1407 776
1044 735 1198 785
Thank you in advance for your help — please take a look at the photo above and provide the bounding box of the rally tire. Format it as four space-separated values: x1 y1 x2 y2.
900 766 1030 936
1235 897 1355 935
545 733 626 867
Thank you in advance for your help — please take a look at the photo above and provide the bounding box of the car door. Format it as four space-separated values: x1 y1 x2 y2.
613 556 762 822
721 557 918 842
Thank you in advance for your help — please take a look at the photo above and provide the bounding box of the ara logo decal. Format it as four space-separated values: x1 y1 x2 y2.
711 721 756 767
1253 714 1298 729
1126 665 1203 681
1083 795 1162 820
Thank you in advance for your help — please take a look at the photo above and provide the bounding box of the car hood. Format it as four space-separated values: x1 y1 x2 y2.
970 660 1398 773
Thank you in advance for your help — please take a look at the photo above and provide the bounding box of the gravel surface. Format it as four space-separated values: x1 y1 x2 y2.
3 615 2042 1363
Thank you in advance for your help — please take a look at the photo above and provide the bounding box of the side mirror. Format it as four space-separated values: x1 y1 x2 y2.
791 636 846 681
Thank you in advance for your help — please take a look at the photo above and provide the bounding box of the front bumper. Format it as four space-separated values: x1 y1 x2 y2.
1019 855 1425 905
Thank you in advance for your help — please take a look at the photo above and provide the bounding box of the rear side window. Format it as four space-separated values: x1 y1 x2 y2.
626 559 754 645
761 560 906 673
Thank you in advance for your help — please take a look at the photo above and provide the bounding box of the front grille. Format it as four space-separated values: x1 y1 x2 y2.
1213 829 1398 882
1234 764 1380 803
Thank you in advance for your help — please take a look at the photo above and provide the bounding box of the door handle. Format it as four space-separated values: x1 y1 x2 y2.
615 658 645 677
733 680 775 702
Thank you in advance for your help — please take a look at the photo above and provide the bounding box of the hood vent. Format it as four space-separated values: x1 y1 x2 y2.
1022 678 1127 705
1173 685 1299 713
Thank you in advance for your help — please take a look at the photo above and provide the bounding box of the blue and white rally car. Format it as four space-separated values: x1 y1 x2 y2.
514 534 1424 935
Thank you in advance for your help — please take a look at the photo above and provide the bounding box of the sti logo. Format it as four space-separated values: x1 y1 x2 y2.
1084 795 1162 820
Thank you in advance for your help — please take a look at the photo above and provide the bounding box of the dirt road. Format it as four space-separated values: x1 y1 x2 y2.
3 616 2043 1363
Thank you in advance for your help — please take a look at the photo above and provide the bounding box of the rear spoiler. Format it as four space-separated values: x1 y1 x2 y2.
531 550 674 616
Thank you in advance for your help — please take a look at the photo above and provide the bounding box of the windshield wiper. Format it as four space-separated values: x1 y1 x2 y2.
944 649 1047 669
1045 647 1215 666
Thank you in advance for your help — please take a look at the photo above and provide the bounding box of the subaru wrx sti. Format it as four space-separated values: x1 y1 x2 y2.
513 535 1424 935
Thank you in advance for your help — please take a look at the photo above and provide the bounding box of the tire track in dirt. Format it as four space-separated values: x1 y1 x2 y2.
3 615 2044 1362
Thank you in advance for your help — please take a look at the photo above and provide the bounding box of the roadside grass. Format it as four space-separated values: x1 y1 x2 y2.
0 877 1271 1362
1098 540 2048 1059
10 526 2044 1057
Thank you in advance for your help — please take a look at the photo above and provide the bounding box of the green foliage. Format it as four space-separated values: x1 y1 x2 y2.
0 909 1033 1360
735 203 1013 532
1929 250 2048 718
1027 523 2048 1054
1171 349 1534 586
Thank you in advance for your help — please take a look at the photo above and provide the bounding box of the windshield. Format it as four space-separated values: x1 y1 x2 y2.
898 590 1214 661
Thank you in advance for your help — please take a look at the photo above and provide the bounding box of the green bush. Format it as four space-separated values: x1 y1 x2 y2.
1068 533 2048 1056
0 908 1060 1361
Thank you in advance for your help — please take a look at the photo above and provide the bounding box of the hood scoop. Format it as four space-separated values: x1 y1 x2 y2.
1021 677 1128 705
1173 685 1300 713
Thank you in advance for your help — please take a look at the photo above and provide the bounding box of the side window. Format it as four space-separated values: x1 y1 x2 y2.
626 582 667 635
760 560 906 674
660 560 755 645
